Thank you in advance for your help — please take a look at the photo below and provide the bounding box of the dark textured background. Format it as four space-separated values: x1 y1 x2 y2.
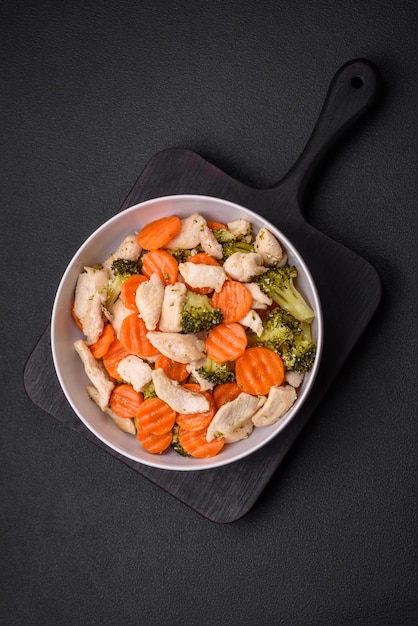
2 1 417 624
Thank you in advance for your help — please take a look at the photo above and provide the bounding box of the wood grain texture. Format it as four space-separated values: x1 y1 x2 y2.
24 60 382 523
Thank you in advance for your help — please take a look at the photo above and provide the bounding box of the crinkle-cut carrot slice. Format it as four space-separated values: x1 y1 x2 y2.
155 355 189 383
213 382 242 408
211 280 253 323
136 215 181 250
178 426 225 458
136 397 176 437
205 322 248 363
141 250 178 285
109 384 143 418
235 346 285 396
137 430 173 454
102 338 131 381
119 313 160 358
120 274 148 311
89 323 115 359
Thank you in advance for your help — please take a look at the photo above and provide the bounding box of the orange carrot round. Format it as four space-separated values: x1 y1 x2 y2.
211 280 253 323
178 427 224 458
213 381 242 408
102 338 131 380
205 322 248 363
176 390 216 431
109 384 143 418
207 221 227 231
119 313 160 358
155 354 189 383
137 430 173 454
120 274 148 311
235 346 285 396
89 323 115 359
136 397 176 437
141 250 178 285
136 215 181 250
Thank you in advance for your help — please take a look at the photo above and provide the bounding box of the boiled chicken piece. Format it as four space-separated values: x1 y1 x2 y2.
163 212 206 249
73 266 110 343
82 291 107 345
108 298 132 338
158 282 187 333
239 309 263 336
206 392 265 443
243 282 273 309
199 223 223 259
116 355 153 392
103 234 142 272
226 218 252 240
254 228 285 266
86 386 136 435
74 340 115 410
135 273 165 331
251 384 297 427
223 252 267 283
152 368 210 414
146 331 206 364
284 370 305 388
178 262 227 292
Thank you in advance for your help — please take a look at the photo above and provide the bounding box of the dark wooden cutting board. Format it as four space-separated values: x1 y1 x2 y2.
24 59 382 523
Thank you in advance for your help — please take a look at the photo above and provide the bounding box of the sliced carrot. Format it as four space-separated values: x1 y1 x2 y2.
136 397 176 436
71 302 83 330
235 346 285 396
89 323 115 359
136 215 181 250
109 384 143 418
119 313 160 358
205 322 248 363
207 221 227 231
178 427 224 458
141 250 178 285
211 280 253 323
176 390 216 431
213 381 242 408
102 338 131 380
155 354 189 383
137 430 173 454
185 252 220 294
120 274 148 311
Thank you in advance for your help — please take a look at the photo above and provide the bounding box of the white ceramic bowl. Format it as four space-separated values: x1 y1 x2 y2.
51 194 323 471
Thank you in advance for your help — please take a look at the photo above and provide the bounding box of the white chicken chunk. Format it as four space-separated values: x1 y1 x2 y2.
251 384 297 427
135 273 165 331
86 386 136 435
158 282 187 333
73 266 110 343
206 393 265 443
227 218 252 239
223 252 267 282
243 282 273 309
108 298 132 338
199 224 223 259
254 227 285 266
74 340 115 410
103 234 142 272
284 370 305 388
152 368 210 414
116 355 153 392
146 331 206 364
178 262 227 293
239 309 264 336
163 212 206 249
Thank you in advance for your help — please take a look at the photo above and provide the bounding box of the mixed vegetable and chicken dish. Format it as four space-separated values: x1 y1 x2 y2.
72 211 317 458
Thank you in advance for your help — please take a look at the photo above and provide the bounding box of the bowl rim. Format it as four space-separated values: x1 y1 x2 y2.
51 193 323 471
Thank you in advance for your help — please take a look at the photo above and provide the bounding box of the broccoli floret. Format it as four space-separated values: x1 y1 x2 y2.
180 291 224 333
196 356 236 384
280 322 317 373
142 380 157 401
171 424 191 457
212 228 236 244
167 248 192 263
257 266 315 323
104 258 142 309
247 307 301 351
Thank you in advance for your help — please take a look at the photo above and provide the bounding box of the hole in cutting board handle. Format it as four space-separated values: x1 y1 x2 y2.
351 76 364 89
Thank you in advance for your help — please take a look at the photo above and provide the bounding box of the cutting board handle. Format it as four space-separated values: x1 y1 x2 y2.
278 59 381 202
